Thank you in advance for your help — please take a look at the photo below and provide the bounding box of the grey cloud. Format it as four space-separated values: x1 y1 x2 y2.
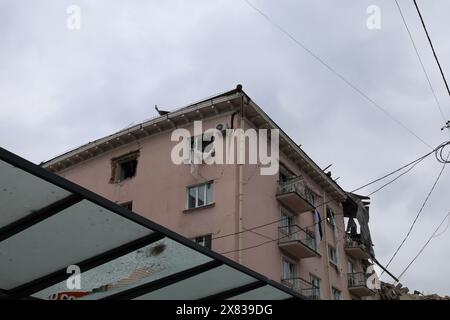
0 0 449 294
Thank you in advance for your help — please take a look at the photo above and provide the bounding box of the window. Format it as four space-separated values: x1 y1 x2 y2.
347 260 355 274
332 287 342 300
280 209 295 236
190 135 215 155
279 163 295 182
282 258 297 280
326 206 335 228
192 234 212 249
309 274 321 299
328 245 338 266
111 152 139 183
120 201 133 211
186 182 213 209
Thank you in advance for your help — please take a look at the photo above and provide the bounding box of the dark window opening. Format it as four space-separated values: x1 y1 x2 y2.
326 206 335 228
111 151 139 183
193 234 212 249
118 158 137 181
190 135 215 153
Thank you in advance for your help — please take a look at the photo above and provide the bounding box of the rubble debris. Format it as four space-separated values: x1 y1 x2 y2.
377 281 450 300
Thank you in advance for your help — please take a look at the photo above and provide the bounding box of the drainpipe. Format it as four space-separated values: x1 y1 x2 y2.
237 91 244 264
323 191 333 299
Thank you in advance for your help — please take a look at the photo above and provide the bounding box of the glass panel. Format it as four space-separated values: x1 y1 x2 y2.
289 263 296 278
348 261 354 273
133 265 255 300
0 200 151 290
0 160 72 228
282 260 291 279
197 185 205 207
188 187 196 209
206 183 213 204
33 237 212 300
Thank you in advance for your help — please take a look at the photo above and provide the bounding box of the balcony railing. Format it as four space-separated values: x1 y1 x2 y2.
281 277 320 300
276 176 315 214
344 234 371 260
278 225 319 258
347 272 376 297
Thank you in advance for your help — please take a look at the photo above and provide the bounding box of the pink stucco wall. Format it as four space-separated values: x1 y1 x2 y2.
57 114 366 300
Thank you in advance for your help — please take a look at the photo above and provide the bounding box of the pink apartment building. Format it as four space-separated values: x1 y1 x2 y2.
42 85 377 300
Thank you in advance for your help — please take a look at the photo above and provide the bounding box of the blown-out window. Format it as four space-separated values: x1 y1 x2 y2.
111 151 139 183
192 234 212 249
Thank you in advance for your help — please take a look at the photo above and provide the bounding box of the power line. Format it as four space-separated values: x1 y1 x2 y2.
394 0 447 122
382 153 448 274
212 141 449 242
218 141 450 260
397 211 450 280
243 0 432 149
367 155 425 196
432 214 450 239
413 0 450 98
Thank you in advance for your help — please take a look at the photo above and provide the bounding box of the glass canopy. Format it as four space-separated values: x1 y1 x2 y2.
0 147 302 300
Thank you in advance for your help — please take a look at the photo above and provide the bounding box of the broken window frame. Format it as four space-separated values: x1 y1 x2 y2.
110 151 139 183
332 287 342 300
326 206 336 229
120 201 133 211
190 134 215 160
192 234 212 250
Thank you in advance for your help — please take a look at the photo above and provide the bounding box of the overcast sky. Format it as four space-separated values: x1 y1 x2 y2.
1 0 449 295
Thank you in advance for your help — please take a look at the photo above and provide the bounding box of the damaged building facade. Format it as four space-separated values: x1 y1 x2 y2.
42 86 378 300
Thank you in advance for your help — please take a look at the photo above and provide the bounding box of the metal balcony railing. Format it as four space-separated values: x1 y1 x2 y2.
277 176 315 205
278 225 317 252
347 272 369 288
281 277 320 300
344 234 371 260
345 234 366 249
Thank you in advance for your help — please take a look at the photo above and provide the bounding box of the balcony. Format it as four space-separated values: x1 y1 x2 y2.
281 277 320 300
277 176 315 214
345 235 371 260
347 272 376 297
278 225 319 259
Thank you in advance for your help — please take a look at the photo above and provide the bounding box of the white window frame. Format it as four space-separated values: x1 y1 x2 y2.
186 182 214 209
347 259 355 274
332 287 342 300
328 245 338 266
309 273 322 299
282 257 297 280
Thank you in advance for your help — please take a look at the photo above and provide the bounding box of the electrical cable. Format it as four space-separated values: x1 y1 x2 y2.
394 0 447 122
396 211 450 280
413 0 450 97
381 152 449 275
243 0 433 149
212 140 449 242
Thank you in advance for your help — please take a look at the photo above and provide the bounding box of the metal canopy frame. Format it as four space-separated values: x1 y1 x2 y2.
0 147 303 300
